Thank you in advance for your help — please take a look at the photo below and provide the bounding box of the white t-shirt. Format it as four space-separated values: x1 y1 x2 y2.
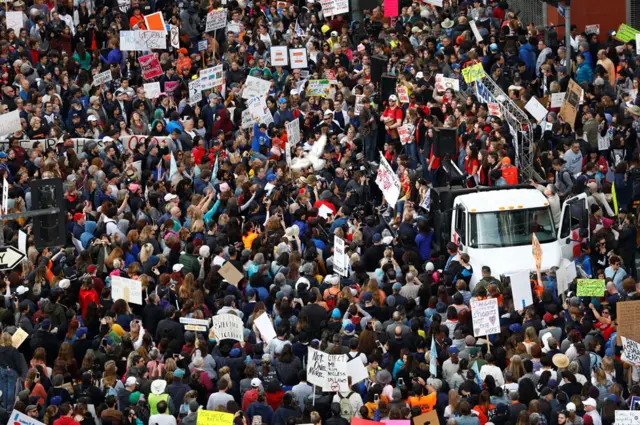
149 414 177 425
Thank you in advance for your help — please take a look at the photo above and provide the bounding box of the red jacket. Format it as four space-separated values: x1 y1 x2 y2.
54 416 81 425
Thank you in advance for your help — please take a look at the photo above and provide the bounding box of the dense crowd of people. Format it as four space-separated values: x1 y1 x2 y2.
0 1 639 425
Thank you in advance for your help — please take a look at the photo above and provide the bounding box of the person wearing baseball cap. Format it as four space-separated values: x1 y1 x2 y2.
382 94 403 147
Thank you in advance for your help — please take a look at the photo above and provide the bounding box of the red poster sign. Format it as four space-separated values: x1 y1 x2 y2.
139 54 163 80
384 0 398 17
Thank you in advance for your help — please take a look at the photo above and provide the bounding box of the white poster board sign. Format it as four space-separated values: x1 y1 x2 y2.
616 410 640 425
550 92 565 108
92 70 113 86
247 97 274 126
525 97 549 123
206 9 227 32
254 312 277 343
289 48 308 69
375 153 401 207
210 314 244 342
0 110 22 137
622 336 640 366
347 359 368 384
469 21 483 44
120 30 166 51
189 79 202 104
307 347 328 387
509 270 533 309
242 76 272 99
333 236 347 276
143 82 161 99
270 46 289 67
324 354 348 392
6 12 23 34
111 276 143 305
200 65 224 90
286 118 300 146
470 298 500 337
8 410 47 425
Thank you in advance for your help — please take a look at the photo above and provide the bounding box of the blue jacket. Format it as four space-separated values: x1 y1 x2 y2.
251 123 271 152
519 43 536 77
247 402 274 425
576 62 594 85
273 109 294 126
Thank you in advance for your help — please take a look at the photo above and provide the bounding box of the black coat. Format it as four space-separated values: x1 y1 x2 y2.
155 318 185 347
30 329 60 365
142 303 165 337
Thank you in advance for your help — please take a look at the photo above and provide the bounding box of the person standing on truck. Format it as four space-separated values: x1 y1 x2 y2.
530 181 561 227
563 142 584 176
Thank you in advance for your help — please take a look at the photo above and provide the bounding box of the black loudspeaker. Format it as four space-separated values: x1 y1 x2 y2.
371 55 388 85
381 74 397 103
434 127 457 157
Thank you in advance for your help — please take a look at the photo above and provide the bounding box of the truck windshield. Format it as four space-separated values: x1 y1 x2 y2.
469 207 557 248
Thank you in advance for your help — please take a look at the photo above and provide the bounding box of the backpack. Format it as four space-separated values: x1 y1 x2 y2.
326 288 340 310
590 352 602 373
339 391 355 420
562 169 577 188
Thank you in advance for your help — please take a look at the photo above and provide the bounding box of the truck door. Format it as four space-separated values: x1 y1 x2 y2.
452 204 467 251
557 193 589 259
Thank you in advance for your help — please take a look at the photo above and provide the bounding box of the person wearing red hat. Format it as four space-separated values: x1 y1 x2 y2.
72 212 85 240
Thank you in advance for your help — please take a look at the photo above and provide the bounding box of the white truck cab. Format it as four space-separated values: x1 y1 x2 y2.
434 187 589 289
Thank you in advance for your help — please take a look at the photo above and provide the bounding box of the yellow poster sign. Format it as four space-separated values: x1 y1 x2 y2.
462 62 485 84
197 411 233 425
615 24 640 43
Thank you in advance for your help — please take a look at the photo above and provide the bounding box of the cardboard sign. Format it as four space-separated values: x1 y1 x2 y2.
614 23 640 43
470 298 500 337
211 314 244 341
111 276 143 305
462 63 485 83
413 411 440 425
218 261 243 286
324 354 348 392
617 300 640 344
139 54 163 80
196 411 233 425
247 97 274 126
375 153 401 207
289 48 308 69
559 79 582 129
306 80 330 97
92 70 113 86
576 279 606 297
11 328 28 348
532 232 542 271
307 347 328 387
206 9 227 32
144 12 167 33
334 0 348 14
198 40 208 52
0 110 22 137
270 46 289 67
487 102 501 117
143 82 161 99
425 0 443 6
179 317 209 327
254 312 277 343
242 76 272 99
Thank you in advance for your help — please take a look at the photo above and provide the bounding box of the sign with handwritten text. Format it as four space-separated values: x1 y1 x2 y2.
471 298 500 337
